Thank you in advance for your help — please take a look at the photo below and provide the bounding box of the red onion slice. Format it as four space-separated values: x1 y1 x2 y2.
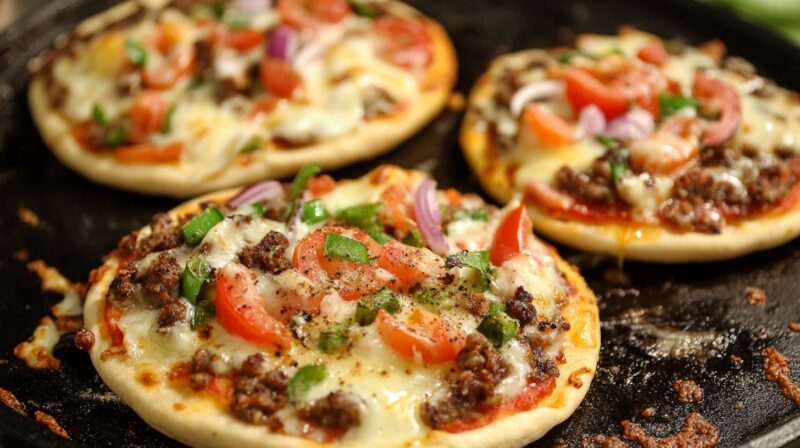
509 80 564 117
267 26 297 60
227 180 284 209
234 0 272 12
574 104 606 139
603 108 655 141
413 179 449 256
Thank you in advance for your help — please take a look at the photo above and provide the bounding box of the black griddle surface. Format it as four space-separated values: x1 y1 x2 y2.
1 0 800 446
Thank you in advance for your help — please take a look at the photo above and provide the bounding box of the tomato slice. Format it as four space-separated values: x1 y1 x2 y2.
372 16 433 68
278 0 351 29
693 70 742 147
379 183 416 234
214 263 291 350
225 29 264 52
564 68 629 120
378 240 445 291
609 65 668 118
127 91 168 143
293 227 388 301
521 104 574 147
376 309 466 365
637 41 669 67
143 48 195 90
260 57 302 98
113 141 183 164
489 205 532 266
104 301 125 346
308 175 336 196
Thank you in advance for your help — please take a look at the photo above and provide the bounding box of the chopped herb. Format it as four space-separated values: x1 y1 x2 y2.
556 49 593 64
478 309 518 348
455 208 489 222
182 207 224 246
488 301 505 316
300 199 329 224
284 164 321 222
413 287 456 309
596 135 618 150
288 365 326 401
658 93 698 117
319 323 350 353
106 123 128 147
191 292 216 329
446 250 492 290
161 104 176 134
125 39 148 67
181 255 212 305
368 231 393 245
248 202 265 217
237 135 262 154
335 202 382 233
610 158 628 183
91 104 107 126
348 0 378 17
355 288 400 325
323 234 370 264
401 227 424 248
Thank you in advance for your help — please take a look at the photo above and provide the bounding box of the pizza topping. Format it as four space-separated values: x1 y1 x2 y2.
508 79 564 117
354 287 401 325
237 231 292 273
180 254 212 304
232 353 290 424
504 286 537 327
376 308 466 365
226 180 284 210
477 303 519 348
183 207 225 246
693 70 742 147
414 179 449 255
287 364 326 401
489 205 531 266
298 390 363 429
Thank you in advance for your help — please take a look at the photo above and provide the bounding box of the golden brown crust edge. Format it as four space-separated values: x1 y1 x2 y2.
460 51 800 263
83 166 600 448
28 2 457 198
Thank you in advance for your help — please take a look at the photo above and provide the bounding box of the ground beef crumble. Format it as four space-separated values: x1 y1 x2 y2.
621 412 719 448
673 379 704 403
231 354 290 425
136 252 181 305
238 231 292 274
745 287 767 305
421 333 511 428
763 347 800 407
555 157 620 206
298 391 363 430
73 327 95 351
505 286 537 326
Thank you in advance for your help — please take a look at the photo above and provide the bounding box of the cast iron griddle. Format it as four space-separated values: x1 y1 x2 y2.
1 0 799 446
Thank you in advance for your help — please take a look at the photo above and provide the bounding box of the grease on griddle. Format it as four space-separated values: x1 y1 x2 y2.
34 410 70 439
673 379 704 403
745 287 766 305
763 347 800 407
0 386 27 416
17 207 42 228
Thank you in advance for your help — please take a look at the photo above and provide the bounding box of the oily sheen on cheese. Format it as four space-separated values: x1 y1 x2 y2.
83 166 600 447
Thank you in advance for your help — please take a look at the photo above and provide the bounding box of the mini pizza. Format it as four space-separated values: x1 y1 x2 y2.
28 0 455 197
82 165 599 447
461 28 800 262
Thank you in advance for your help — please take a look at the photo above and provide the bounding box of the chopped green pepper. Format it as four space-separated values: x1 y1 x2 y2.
288 365 326 401
556 49 594 64
319 324 350 354
401 228 424 248
237 136 262 154
446 250 492 290
192 292 216 329
455 208 489 222
323 234 370 264
284 164 321 222
248 203 265 217
300 199 329 225
91 104 107 126
125 39 148 67
413 287 456 309
106 123 128 147
181 255 212 305
610 158 628 183
189 74 206 90
348 0 378 17
161 104 176 134
658 93 698 117
478 308 518 348
355 288 400 325
335 202 382 233
368 231 393 245
488 301 505 316
596 135 618 150
182 207 224 246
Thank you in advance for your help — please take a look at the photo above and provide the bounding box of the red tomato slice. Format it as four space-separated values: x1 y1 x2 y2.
214 263 291 350
278 0 350 29
260 57 302 98
378 240 445 291
308 175 336 196
693 70 742 147
292 227 388 301
127 91 168 144
609 65 668 118
637 41 669 67
113 142 183 164
225 29 264 52
143 48 195 90
564 68 630 120
521 104 574 147
372 16 433 68
376 309 466 365
379 183 417 234
489 205 532 266
104 301 125 346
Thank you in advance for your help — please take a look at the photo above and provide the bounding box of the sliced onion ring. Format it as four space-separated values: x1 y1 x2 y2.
603 108 655 141
267 26 297 60
413 179 449 256
509 80 564 117
227 180 284 209
574 104 606 139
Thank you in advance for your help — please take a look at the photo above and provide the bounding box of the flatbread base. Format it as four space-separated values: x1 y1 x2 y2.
83 182 600 448
28 1 457 198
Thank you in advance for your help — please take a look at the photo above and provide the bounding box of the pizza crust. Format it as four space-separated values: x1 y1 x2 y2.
460 55 800 263
28 1 457 198
82 178 600 448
